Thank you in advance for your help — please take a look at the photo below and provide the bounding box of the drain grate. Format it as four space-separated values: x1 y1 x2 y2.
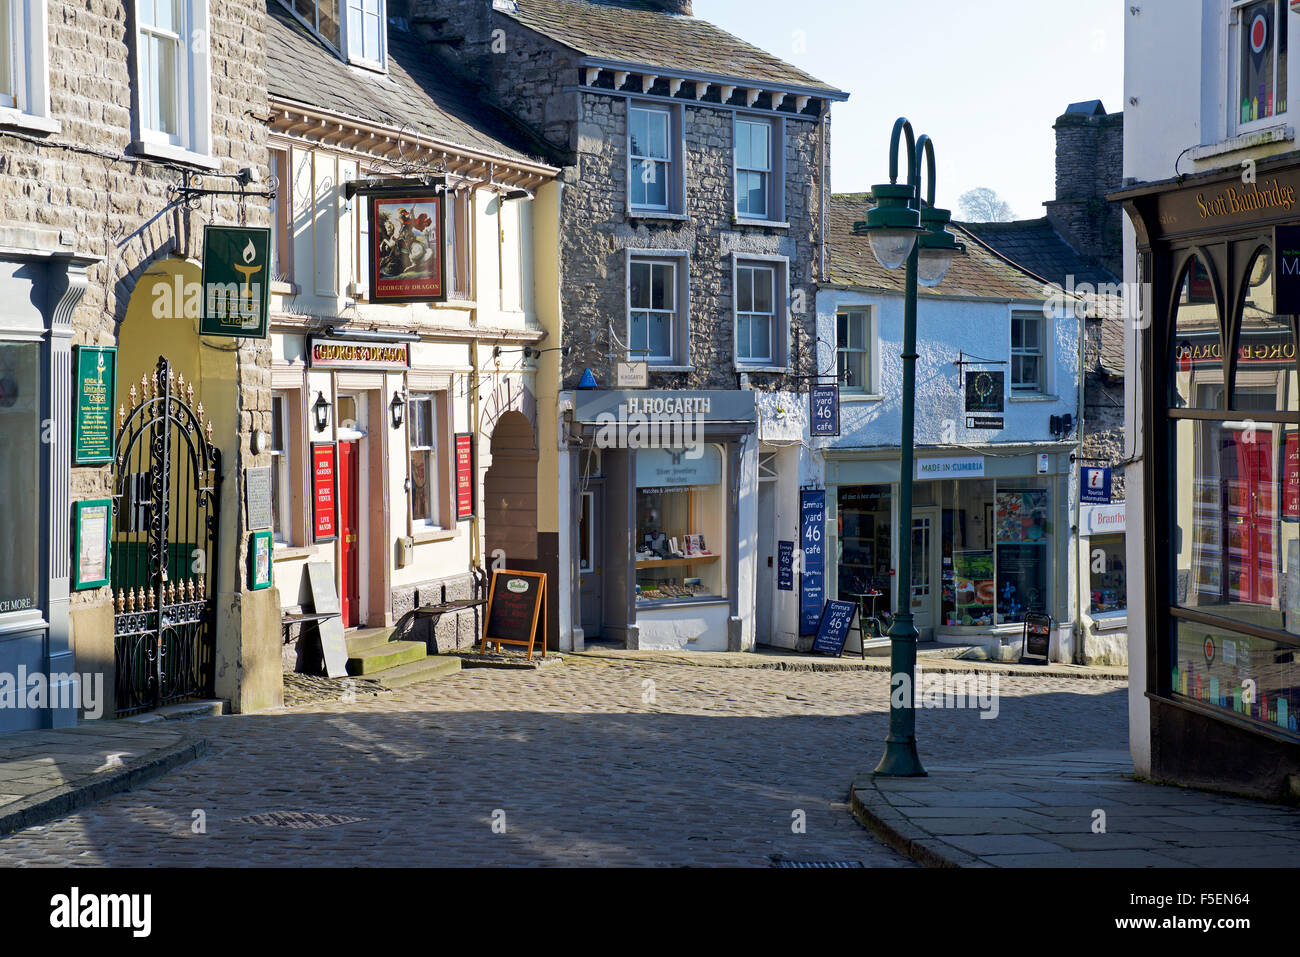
233 811 366 829
772 859 865 869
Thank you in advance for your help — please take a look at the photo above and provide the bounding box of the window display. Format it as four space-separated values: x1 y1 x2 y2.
1173 620 1299 735
995 485 1050 622
1090 534 1127 615
635 446 725 604
837 485 891 599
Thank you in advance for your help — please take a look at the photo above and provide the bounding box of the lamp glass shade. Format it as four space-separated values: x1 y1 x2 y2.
869 229 917 271
918 247 956 287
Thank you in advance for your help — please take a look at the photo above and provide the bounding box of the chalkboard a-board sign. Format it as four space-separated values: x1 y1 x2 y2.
481 569 548 660
1020 613 1052 665
810 599 859 658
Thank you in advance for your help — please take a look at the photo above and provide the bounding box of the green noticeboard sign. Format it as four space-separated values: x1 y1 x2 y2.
73 345 116 464
200 225 271 339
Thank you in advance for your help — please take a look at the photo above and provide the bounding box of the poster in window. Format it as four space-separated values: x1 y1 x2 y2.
995 489 1049 543
369 194 446 303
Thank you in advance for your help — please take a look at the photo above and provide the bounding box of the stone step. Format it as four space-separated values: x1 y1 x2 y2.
346 640 427 676
344 627 395 656
369 655 462 689
121 699 230 723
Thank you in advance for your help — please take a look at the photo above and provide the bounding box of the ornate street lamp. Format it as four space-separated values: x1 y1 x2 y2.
389 389 406 429
312 391 332 433
852 118 964 777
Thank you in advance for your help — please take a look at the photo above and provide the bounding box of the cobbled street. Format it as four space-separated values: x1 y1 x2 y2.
0 661 1126 867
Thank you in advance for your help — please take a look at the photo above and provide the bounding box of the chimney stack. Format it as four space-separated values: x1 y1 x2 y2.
643 0 693 14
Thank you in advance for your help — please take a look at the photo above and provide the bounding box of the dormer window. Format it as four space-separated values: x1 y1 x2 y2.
281 0 385 70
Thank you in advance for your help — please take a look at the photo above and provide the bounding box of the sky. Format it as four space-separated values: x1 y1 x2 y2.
693 0 1124 221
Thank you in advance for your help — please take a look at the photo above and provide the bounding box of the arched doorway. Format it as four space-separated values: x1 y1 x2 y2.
483 411 538 564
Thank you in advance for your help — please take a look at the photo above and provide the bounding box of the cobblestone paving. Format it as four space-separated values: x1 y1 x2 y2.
0 660 1126 867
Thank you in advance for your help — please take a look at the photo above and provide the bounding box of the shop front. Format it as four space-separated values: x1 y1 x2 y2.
1077 502 1127 665
828 449 1074 659
566 390 758 652
1118 155 1300 798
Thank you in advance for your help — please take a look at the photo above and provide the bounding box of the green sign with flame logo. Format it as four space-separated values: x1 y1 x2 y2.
200 225 271 339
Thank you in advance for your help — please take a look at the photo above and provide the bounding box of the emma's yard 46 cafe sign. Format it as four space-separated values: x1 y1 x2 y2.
200 225 271 339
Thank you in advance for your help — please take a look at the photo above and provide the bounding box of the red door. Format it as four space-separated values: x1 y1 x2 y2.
1230 430 1274 604
338 440 360 627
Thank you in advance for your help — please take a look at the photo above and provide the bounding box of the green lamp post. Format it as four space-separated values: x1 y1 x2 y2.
852 118 964 777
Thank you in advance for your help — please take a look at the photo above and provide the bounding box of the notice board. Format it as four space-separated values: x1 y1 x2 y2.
1020 613 1052 665
481 569 547 660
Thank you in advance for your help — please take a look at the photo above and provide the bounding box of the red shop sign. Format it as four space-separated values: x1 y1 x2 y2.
312 442 338 542
455 433 474 520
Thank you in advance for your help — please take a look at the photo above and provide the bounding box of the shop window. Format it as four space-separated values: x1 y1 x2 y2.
629 255 687 365
733 256 789 369
940 479 996 627
408 393 442 529
1010 312 1045 394
0 0 54 129
1232 247 1296 412
629 102 684 214
1172 620 1299 733
837 485 892 601
1089 534 1127 615
635 446 726 604
0 342 40 617
269 391 300 547
1170 255 1223 409
837 309 871 393
1232 0 1287 133
132 0 213 161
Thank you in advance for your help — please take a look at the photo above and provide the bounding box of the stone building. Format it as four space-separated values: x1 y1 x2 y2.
414 0 846 650
260 0 560 678
962 100 1129 664
0 0 276 729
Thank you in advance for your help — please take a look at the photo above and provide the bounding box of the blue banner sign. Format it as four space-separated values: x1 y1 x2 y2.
800 490 826 634
809 384 840 437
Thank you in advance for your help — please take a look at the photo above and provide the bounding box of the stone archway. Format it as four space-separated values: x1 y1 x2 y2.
483 410 538 564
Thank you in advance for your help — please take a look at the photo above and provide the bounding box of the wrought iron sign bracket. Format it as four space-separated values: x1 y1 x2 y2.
343 176 447 200
952 351 1007 370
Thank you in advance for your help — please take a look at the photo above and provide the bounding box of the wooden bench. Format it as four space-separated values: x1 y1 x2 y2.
393 597 486 651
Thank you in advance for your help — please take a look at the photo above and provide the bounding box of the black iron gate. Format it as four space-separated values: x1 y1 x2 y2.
111 356 221 716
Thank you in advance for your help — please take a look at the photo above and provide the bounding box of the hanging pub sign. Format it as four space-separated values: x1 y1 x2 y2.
964 370 1004 414
455 433 474 520
800 489 826 634
307 337 410 370
1080 465 1112 504
369 193 446 303
72 345 116 464
809 383 840 437
311 442 338 542
200 225 271 339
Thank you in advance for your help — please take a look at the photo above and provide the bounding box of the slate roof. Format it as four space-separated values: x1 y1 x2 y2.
265 1 552 167
960 218 1124 372
825 194 1048 303
504 0 845 96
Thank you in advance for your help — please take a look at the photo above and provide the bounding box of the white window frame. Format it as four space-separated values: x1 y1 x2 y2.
1229 0 1289 136
269 390 296 547
0 0 56 133
735 263 776 365
836 308 872 394
131 0 215 167
733 114 785 224
624 249 690 368
732 253 790 371
277 0 386 70
629 258 677 363
627 100 685 217
407 393 443 531
1011 311 1047 395
629 103 672 212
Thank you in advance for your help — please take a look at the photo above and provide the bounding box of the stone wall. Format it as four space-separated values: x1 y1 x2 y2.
0 0 272 703
1046 110 1124 280
1081 317 1125 498
390 572 483 653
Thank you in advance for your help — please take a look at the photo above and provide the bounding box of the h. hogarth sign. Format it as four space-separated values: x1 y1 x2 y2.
307 337 411 370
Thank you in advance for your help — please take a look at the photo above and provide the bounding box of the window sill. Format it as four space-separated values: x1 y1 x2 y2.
734 364 787 374
271 280 300 296
1088 612 1128 631
412 527 458 544
130 140 222 171
272 545 314 562
731 217 790 230
646 364 692 373
841 393 884 403
0 110 60 135
1008 393 1060 403
629 210 689 223
1189 124 1293 161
